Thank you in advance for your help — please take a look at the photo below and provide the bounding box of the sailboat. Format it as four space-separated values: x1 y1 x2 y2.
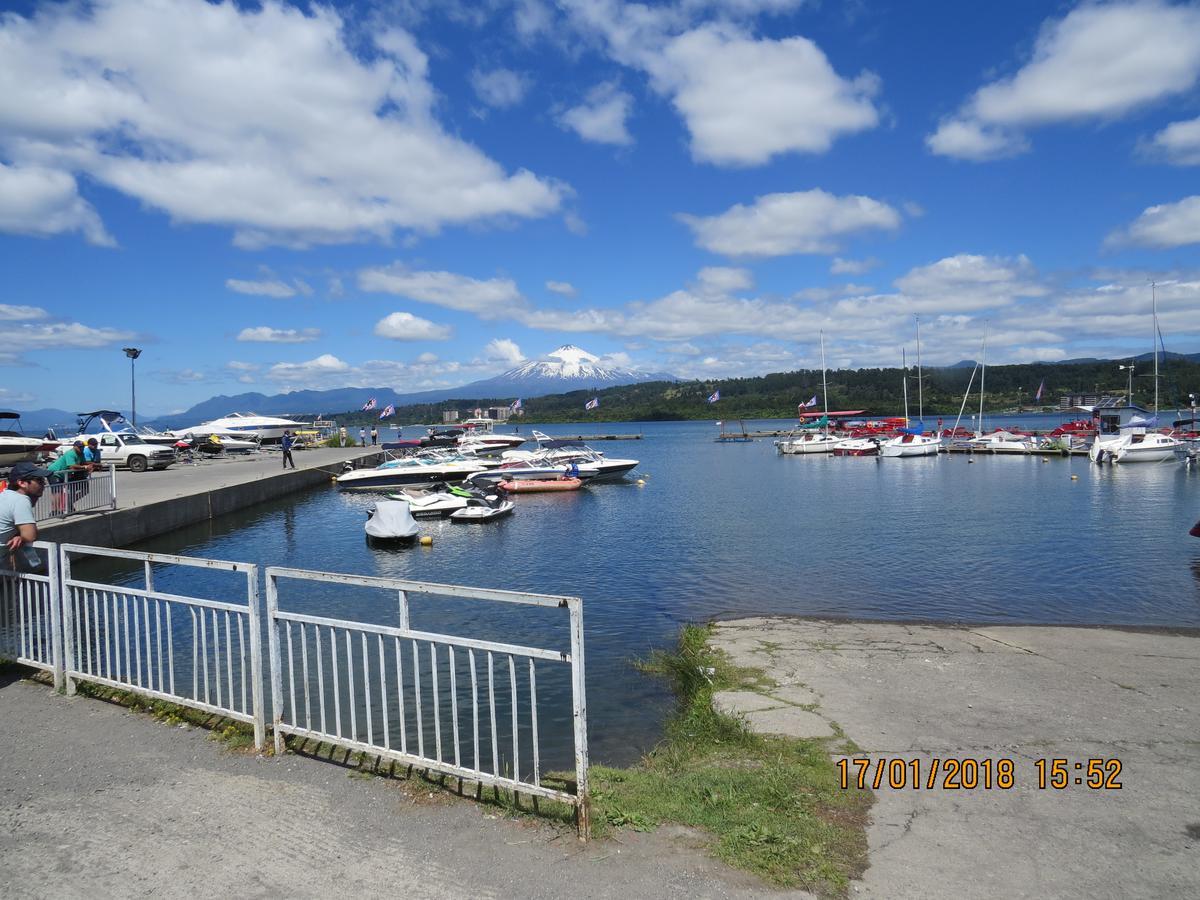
1090 283 1185 464
881 319 940 458
777 332 840 455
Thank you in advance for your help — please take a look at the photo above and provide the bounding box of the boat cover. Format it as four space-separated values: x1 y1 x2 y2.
365 501 420 539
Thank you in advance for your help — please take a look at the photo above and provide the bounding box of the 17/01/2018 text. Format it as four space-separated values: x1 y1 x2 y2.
837 757 1123 791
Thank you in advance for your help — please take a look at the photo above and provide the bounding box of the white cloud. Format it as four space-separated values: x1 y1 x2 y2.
695 266 754 294
236 326 322 343
0 387 35 403
13 321 136 349
680 189 901 256
373 312 452 341
831 257 879 275
358 265 526 316
1145 115 1200 165
266 354 351 383
226 360 259 383
1109 196 1200 248
929 1 1200 160
471 68 531 108
558 82 634 145
483 338 526 365
545 280 578 297
560 5 878 166
415 351 439 364
0 162 114 246
156 368 208 384
226 279 298 299
0 0 564 247
0 304 49 321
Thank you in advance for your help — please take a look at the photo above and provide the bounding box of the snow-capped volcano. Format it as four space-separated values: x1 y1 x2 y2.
472 345 677 397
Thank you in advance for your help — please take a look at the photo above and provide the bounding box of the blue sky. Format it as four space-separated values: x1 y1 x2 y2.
2 0 1199 416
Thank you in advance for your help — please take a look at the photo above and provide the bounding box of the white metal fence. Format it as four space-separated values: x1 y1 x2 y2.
0 541 62 689
0 543 591 835
32 465 118 521
266 567 590 832
59 543 265 750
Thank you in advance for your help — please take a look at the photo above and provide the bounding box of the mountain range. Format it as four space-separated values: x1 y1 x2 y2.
156 345 677 426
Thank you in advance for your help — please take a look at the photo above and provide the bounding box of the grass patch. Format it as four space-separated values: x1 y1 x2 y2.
590 624 871 896
72 681 261 752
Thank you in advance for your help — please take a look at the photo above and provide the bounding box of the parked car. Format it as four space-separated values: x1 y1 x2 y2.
55 432 175 473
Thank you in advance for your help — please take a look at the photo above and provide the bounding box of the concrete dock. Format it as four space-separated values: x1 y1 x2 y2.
711 618 1200 899
38 447 381 548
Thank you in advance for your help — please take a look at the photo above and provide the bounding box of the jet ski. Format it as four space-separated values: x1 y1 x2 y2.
447 482 515 523
364 500 420 541
389 482 472 518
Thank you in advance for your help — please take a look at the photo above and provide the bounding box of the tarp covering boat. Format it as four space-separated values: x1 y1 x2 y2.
364 500 420 540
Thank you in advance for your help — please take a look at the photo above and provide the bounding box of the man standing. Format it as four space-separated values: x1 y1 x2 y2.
338 426 346 447
281 430 296 469
1 461 48 571
83 437 102 468
359 427 366 446
47 440 89 514
370 426 378 446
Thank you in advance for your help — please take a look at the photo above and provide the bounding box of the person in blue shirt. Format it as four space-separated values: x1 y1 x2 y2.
83 437 102 468
281 430 296 469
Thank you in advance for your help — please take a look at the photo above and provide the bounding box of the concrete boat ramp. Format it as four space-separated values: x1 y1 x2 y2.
38 447 380 547
711 618 1200 899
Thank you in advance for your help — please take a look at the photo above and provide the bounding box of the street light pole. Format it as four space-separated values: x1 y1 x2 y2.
123 347 142 426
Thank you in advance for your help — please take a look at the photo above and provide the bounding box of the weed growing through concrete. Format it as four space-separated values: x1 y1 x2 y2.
589 624 871 896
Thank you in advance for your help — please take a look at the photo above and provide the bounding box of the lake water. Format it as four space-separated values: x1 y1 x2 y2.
113 417 1200 766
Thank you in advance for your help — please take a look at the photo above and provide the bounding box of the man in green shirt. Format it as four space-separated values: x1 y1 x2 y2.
47 440 90 513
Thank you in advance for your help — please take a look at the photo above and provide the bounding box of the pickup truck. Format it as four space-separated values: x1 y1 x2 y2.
55 432 176 473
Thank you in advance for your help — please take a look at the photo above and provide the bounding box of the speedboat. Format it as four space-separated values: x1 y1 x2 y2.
500 433 637 480
832 436 880 456
171 412 304 443
456 418 525 453
965 430 1036 454
336 453 491 489
365 500 420 541
0 412 43 467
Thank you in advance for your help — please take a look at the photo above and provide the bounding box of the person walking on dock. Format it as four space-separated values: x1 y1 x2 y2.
281 431 296 470
359 427 366 446
370 426 378 446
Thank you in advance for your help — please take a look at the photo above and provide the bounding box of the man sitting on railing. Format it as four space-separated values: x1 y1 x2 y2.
1 461 48 572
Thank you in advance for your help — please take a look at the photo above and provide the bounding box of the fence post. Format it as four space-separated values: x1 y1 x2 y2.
45 543 64 691
59 545 77 695
568 597 590 840
108 464 118 510
246 565 265 752
264 569 283 756
397 589 410 630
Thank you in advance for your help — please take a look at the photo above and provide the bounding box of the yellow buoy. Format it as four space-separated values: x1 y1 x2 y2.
1070 474 1079 480
636 479 646 486
419 535 433 546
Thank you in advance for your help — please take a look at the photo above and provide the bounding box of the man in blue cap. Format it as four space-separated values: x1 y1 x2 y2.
1 461 49 570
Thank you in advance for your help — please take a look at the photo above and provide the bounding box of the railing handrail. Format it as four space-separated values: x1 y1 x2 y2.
62 577 253 615
61 543 255 574
266 565 579 609
274 608 571 662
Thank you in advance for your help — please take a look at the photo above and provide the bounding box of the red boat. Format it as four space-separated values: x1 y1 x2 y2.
1048 420 1096 437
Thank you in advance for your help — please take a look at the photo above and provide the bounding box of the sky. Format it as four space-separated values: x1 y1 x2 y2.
2 0 1200 416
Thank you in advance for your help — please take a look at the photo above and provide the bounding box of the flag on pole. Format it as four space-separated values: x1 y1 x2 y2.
361 397 377 411
707 390 720 403
802 395 818 409
1034 379 1045 402
511 398 523 411
584 397 599 410
378 404 395 419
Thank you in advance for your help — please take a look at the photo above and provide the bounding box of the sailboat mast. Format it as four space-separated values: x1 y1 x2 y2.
820 330 829 418
916 316 924 422
978 327 988 436
1152 282 1159 414
901 348 909 424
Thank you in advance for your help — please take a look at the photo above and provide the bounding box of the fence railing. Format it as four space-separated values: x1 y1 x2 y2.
0 541 62 689
265 567 590 833
59 543 265 750
0 543 591 836
32 465 118 521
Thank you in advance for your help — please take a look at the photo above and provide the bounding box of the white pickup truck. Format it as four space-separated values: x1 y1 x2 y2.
56 432 176 473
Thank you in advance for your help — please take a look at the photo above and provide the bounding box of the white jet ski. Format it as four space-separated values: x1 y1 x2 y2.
364 500 420 541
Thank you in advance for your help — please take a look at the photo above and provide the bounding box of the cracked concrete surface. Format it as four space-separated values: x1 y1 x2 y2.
711 618 1200 900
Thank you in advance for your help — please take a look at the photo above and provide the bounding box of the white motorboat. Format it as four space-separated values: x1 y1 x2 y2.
455 418 525 453
1094 430 1184 464
364 500 420 541
171 412 304 443
336 453 491 489
0 412 43 468
831 437 881 456
500 433 638 480
965 430 1037 454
